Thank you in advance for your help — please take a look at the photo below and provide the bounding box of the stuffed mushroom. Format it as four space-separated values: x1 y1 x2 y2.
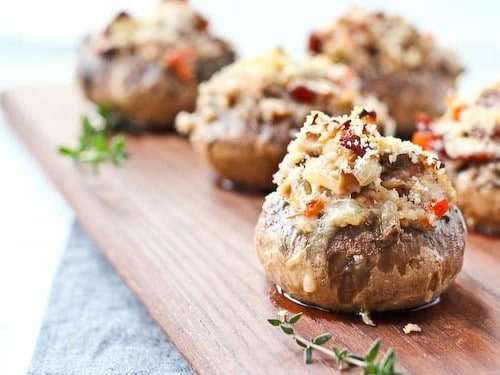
255 108 466 312
77 0 235 130
308 8 464 136
412 82 500 234
176 48 394 190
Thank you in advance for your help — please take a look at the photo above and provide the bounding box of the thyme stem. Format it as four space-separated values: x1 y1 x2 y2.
294 334 367 367
268 311 402 374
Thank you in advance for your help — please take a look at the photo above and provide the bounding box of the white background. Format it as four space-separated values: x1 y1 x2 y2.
0 1 498 374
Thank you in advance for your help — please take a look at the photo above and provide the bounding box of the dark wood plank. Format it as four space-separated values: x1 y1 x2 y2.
2 85 499 374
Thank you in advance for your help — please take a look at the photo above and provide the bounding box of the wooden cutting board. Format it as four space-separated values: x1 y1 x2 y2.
2 85 499 374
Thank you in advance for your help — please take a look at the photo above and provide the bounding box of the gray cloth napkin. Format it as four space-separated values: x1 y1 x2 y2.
27 222 191 375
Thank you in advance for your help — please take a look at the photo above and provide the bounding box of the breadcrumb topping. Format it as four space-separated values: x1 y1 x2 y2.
176 48 395 137
309 7 463 81
88 0 230 64
270 108 455 233
403 323 422 334
414 82 500 162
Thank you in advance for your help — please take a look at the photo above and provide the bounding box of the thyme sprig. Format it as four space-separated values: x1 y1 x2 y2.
268 311 403 374
58 104 127 173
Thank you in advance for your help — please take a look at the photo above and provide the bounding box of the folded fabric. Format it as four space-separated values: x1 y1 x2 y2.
28 222 191 375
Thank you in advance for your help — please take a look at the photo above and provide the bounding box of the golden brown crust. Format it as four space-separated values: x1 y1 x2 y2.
274 109 455 232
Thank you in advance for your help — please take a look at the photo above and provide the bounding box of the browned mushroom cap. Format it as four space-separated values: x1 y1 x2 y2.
76 0 235 130
255 109 466 312
256 197 465 312
359 70 449 136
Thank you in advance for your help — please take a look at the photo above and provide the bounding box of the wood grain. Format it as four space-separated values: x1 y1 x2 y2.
2 85 499 374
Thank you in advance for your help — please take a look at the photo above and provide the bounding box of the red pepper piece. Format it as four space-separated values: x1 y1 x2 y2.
289 85 317 103
416 112 431 130
164 47 195 83
308 33 322 54
303 199 324 218
452 105 467 121
340 133 367 157
429 199 448 218
412 131 438 151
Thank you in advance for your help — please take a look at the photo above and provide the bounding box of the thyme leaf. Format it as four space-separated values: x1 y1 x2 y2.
267 311 404 374
58 104 128 173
